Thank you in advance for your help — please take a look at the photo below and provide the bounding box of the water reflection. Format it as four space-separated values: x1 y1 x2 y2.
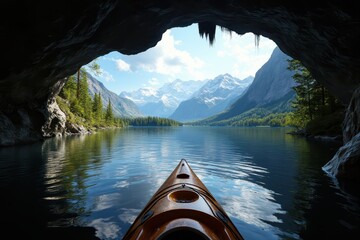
88 218 120 239
0 127 358 240
179 127 294 239
223 179 286 237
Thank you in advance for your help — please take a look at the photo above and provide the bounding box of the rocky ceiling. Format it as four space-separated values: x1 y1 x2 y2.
1 0 359 107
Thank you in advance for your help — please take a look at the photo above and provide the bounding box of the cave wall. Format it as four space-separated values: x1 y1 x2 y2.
1 1 359 106
0 0 359 178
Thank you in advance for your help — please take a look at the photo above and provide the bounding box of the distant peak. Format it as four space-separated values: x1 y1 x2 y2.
214 73 232 80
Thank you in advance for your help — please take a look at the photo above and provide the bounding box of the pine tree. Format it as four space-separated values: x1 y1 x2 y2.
92 93 103 123
288 59 316 122
78 69 92 120
287 59 343 129
57 60 133 129
76 68 81 98
105 98 114 124
60 75 77 101
89 59 101 76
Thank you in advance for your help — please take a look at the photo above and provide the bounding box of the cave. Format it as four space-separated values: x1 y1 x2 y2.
0 1 359 180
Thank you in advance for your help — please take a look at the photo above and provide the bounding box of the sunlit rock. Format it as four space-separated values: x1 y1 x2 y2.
41 99 66 138
343 87 360 143
323 132 360 180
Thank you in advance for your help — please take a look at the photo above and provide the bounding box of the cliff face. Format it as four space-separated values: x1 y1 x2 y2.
0 1 359 179
86 73 143 118
212 47 295 121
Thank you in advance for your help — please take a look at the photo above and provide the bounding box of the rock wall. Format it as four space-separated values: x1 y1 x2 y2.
1 1 358 106
323 132 360 181
343 87 360 144
323 87 360 181
0 77 67 146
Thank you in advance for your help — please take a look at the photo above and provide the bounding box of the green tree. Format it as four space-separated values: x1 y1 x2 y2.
78 69 93 120
287 59 344 133
76 68 81 98
89 58 101 76
287 59 316 122
61 75 77 100
76 59 101 98
105 98 114 124
93 93 103 123
58 61 130 130
126 116 182 126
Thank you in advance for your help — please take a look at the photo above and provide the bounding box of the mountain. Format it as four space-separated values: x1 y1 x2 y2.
169 74 254 122
119 79 206 117
87 73 142 118
197 47 296 124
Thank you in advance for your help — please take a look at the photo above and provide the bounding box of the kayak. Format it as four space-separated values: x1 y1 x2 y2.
122 159 244 240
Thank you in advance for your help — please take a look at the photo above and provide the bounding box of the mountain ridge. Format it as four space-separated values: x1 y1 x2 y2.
87 73 143 118
193 46 296 125
170 74 254 122
119 79 206 117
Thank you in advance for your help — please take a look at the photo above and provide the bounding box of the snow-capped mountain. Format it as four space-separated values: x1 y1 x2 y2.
202 46 296 124
169 74 254 122
191 74 254 102
119 79 206 117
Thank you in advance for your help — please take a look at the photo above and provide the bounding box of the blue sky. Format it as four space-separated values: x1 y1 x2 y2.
88 24 277 94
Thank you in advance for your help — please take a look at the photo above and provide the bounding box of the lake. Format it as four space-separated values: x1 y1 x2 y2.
0 126 359 239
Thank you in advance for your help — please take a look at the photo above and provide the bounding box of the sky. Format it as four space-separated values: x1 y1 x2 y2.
88 23 277 94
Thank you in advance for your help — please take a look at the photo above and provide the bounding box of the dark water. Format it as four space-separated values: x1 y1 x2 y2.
0 127 359 239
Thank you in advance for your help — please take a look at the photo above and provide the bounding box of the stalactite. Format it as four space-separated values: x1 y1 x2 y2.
220 26 233 38
198 22 216 45
254 34 260 48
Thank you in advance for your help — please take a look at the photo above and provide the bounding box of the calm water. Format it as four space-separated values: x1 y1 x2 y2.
0 127 359 239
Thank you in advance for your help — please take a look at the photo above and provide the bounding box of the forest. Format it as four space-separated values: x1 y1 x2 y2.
285 59 344 136
57 62 182 129
57 59 344 137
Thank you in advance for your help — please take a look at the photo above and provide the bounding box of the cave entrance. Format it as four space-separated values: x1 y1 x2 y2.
87 23 277 121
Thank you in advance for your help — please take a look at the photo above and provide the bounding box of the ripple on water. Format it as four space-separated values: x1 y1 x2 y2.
0 127 357 240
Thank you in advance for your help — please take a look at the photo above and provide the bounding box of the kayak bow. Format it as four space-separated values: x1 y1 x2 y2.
122 159 244 240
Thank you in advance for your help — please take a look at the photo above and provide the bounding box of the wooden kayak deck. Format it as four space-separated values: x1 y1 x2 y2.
122 159 244 240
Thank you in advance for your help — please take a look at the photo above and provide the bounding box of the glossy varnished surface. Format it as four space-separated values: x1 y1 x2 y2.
122 159 244 240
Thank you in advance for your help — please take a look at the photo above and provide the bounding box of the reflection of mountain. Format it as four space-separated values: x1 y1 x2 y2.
119 79 205 117
169 74 253 122
87 73 142 118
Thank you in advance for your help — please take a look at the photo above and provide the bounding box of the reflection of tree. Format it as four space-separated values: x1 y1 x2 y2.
282 139 314 235
285 140 351 239
102 129 118 153
42 129 119 226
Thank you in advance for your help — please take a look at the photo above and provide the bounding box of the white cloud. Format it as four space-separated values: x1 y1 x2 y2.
217 50 226 57
95 26 278 94
116 59 131 71
88 218 120 239
148 77 161 87
219 33 277 79
119 30 205 79
84 63 115 82
93 193 121 211
118 208 141 224
99 69 115 82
